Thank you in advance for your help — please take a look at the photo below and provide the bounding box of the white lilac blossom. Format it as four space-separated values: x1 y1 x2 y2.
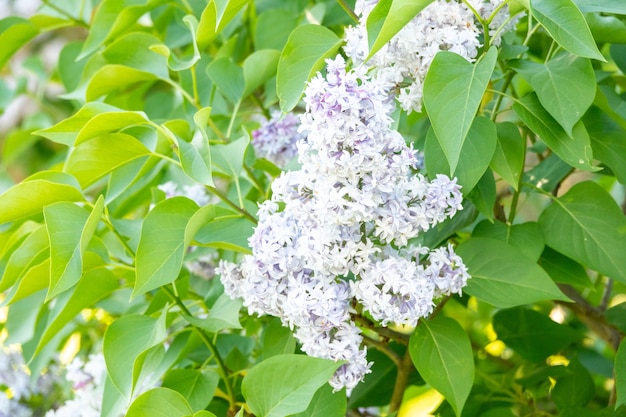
218 56 470 394
343 0 519 113
251 111 305 168
158 180 211 206
0 344 30 401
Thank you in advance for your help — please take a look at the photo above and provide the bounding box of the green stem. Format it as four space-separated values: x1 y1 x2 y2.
508 189 520 224
226 100 242 140
206 185 258 224
362 334 401 367
490 72 514 121
191 64 201 107
243 164 265 194
42 0 89 27
338 0 359 23
163 286 237 412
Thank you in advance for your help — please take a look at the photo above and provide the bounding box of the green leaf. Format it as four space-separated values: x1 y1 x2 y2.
512 54 595 135
103 32 170 78
243 49 280 97
0 17 39 69
86 64 160 101
490 122 525 190
409 316 474 417
0 225 49 293
242 354 343 417
74 110 152 146
573 0 626 13
467 170 496 222
493 307 579 362
457 237 570 307
43 197 103 299
254 9 298 51
196 0 250 48
172 112 214 187
34 102 122 146
617 343 626 409
79 0 170 59
530 0 604 61
538 181 626 284
35 266 118 355
523 154 573 193
538 247 592 288
103 314 167 397
206 57 244 104
126 387 193 417
162 369 219 412
185 293 242 333
150 15 200 71
607 304 626 334
552 357 595 410
261 318 296 360
586 13 626 44
589 132 626 185
513 94 596 171
277 24 343 112
365 0 435 59
134 200 220 296
423 47 497 174
473 220 545 261
290 384 347 417
0 172 84 224
65 133 152 188
425 116 497 194
211 135 250 177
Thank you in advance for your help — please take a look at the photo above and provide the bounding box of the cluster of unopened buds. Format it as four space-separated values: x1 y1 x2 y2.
220 0 522 394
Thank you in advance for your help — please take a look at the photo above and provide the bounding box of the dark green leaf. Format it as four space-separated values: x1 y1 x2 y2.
552 357 595 410
473 220 545 262
490 122 525 190
538 247 592 288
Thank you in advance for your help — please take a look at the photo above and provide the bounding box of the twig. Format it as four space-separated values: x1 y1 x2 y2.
389 348 414 413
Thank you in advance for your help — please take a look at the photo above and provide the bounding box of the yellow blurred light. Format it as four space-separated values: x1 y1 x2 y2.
485 340 507 357
398 388 444 417
547 355 569 367
59 332 81 364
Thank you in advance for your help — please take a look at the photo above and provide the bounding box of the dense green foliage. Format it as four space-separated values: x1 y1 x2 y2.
1 0 626 416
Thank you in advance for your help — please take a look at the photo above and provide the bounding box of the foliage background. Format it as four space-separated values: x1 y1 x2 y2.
1 0 626 416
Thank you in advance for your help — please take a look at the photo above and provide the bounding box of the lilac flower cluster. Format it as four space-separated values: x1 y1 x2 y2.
251 111 305 168
218 56 469 393
344 0 520 113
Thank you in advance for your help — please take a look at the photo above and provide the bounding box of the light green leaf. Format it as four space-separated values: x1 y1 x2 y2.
0 172 84 224
490 122 525 190
162 369 219 412
242 354 343 417
102 32 169 78
43 197 103 299
529 0 604 61
493 307 579 362
410 316 473 417
243 49 280 97
211 135 250 177
538 181 626 284
473 220 545 261
0 17 39 69
513 93 596 171
277 24 343 112
103 314 167 397
74 111 152 146
205 293 242 332
65 133 152 188
34 102 121 146
86 65 159 101
586 13 626 44
512 54 595 135
36 266 118 355
423 47 497 174
254 9 298 51
206 57 244 104
150 15 200 71
457 237 570 307
425 116 497 194
79 0 169 59
0 225 49 293
290 384 347 417
261 318 296 360
573 0 626 13
126 387 193 417
196 0 250 48
365 0 435 60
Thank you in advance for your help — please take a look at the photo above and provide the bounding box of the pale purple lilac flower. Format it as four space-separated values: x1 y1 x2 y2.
251 111 305 168
218 56 469 394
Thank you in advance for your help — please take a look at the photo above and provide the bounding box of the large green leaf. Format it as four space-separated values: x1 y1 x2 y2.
539 247 593 289
423 47 497 174
365 0 435 60
241 354 342 417
133 200 220 296
513 94 596 171
424 116 497 194
126 387 193 417
162 369 219 412
410 316 474 417
65 133 152 188
473 220 545 262
530 0 604 61
184 293 242 333
512 54 595 135
196 0 250 48
0 17 39 69
457 238 570 307
277 24 343 112
150 15 201 71
589 132 626 184
102 32 170 78
43 197 103 299
85 65 160 101
538 181 626 284
290 384 346 417
79 0 170 58
243 49 280 97
573 0 626 13
206 57 244 104
490 122 525 190
493 308 580 362
0 172 84 224
103 314 167 397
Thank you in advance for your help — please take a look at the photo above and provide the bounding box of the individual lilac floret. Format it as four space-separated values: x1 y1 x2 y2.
251 111 304 168
343 0 520 113
218 56 469 394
